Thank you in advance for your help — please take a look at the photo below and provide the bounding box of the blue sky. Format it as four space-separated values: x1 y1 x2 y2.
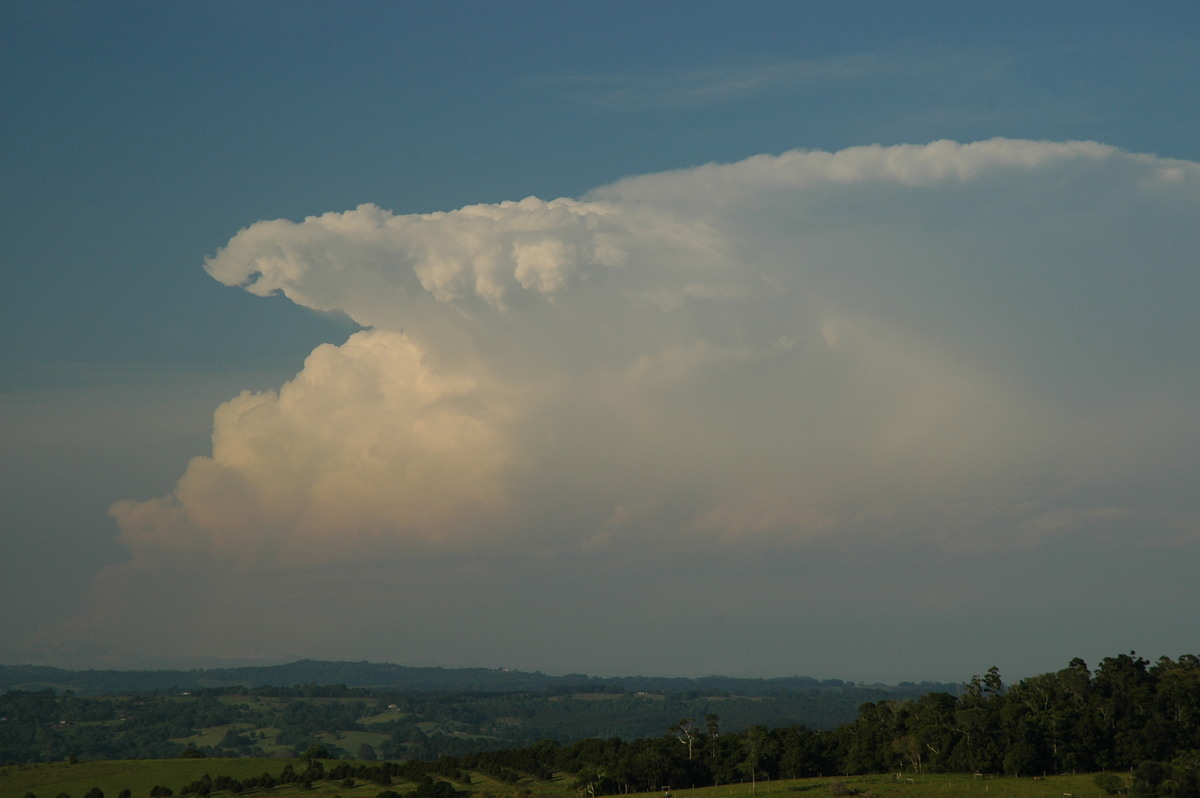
2 1 1198 683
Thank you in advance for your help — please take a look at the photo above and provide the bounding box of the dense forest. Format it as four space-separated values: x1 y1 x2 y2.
2 654 1197 798
450 654 1200 798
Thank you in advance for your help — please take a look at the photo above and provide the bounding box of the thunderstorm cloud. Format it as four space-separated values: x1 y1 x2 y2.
40 139 1200 675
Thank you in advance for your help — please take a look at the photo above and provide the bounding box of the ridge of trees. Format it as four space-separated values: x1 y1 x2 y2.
434 654 1200 797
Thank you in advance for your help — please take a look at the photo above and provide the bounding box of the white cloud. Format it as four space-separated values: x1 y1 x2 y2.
110 331 520 565
133 138 1200 562
31 139 1200 671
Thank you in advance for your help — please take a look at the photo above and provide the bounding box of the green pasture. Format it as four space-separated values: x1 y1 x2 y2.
312 730 391 754
171 724 257 749
355 709 405 725
0 759 301 798
673 773 1109 798
0 766 1115 798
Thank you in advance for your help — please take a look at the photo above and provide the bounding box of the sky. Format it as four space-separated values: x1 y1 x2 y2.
2 1 1198 686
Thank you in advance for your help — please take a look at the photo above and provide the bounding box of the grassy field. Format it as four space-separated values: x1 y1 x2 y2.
675 773 1108 798
0 759 309 798
0 764 1114 798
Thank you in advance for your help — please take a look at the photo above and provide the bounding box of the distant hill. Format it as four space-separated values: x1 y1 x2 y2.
0 659 956 697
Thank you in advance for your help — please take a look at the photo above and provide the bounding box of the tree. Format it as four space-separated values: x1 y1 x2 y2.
954 677 1004 773
413 777 463 798
983 667 1005 699
1132 760 1172 798
700 714 719 758
631 739 672 792
1094 652 1154 768
302 743 332 761
741 726 769 795
892 735 923 775
670 719 697 760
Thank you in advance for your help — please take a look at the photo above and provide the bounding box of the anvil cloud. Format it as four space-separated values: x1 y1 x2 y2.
41 139 1200 676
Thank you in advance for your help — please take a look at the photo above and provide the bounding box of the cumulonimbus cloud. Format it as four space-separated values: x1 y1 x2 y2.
111 139 1200 571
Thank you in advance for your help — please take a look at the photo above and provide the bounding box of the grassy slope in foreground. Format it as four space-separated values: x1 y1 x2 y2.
0 759 301 798
0 764 1112 798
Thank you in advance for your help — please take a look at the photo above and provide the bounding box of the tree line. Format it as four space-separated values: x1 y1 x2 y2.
447 653 1200 798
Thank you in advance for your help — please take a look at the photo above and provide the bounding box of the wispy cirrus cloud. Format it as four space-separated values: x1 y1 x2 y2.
548 47 1014 111
556 53 883 110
